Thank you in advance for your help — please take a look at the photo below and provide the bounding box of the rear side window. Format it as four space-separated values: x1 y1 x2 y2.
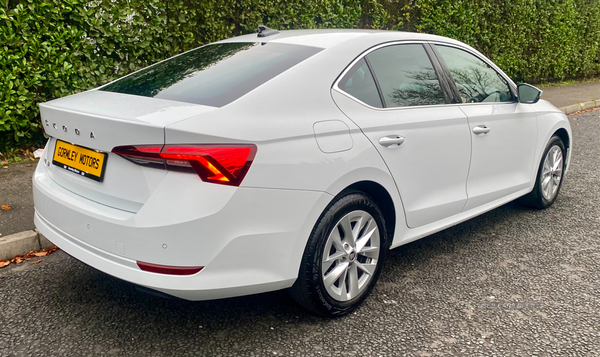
338 58 383 108
435 45 514 103
366 44 446 107
101 42 322 107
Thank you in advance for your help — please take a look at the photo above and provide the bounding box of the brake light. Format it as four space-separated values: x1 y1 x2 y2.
112 144 257 186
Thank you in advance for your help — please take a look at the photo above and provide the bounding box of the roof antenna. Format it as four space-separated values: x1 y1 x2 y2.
257 25 279 38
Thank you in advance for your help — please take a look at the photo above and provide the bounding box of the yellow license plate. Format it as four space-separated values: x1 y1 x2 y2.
52 140 108 182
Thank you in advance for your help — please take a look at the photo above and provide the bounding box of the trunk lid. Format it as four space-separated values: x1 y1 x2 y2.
40 90 216 212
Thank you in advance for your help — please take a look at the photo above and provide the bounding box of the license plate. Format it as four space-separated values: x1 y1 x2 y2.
52 140 107 182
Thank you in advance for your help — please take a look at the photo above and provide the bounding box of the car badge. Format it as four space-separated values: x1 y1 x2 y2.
62 125 68 132
75 129 80 136
90 132 96 139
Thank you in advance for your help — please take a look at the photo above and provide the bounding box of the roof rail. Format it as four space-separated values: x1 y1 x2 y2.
257 25 279 38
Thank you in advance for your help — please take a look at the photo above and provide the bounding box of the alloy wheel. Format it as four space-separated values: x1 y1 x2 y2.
321 210 381 302
541 145 563 201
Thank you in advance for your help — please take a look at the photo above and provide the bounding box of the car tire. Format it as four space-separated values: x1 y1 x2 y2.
520 135 566 209
290 191 388 317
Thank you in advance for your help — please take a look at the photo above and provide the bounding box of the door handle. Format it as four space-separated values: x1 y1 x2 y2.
472 125 491 135
379 135 406 148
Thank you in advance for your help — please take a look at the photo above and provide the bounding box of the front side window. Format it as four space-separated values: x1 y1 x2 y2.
366 44 446 107
435 45 514 103
101 42 322 107
338 58 383 108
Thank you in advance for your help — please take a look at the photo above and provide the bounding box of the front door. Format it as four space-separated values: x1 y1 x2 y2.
433 44 538 211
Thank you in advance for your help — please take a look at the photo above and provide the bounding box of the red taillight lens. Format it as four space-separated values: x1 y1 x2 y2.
111 145 166 169
160 145 255 185
137 261 203 275
112 144 257 186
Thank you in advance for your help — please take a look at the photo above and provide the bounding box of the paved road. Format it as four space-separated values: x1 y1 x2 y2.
0 160 37 236
541 81 599 108
1 109 599 357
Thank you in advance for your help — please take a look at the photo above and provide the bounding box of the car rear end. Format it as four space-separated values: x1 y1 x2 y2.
33 40 333 300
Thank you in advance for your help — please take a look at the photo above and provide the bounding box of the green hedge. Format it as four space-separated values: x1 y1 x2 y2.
1 0 599 149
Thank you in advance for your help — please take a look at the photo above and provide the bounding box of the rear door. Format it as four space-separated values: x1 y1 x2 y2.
431 44 538 211
332 43 472 228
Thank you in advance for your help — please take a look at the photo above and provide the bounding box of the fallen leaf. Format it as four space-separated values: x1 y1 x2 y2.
1 205 11 210
1 161 7 165
26 164 32 167
3 246 60 267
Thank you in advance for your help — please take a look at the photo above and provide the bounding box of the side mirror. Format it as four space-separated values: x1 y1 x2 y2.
518 83 542 104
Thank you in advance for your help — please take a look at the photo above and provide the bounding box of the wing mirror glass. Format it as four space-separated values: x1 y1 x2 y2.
518 83 542 104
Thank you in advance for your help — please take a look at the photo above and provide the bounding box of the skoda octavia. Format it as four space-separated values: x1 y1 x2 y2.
33 28 571 316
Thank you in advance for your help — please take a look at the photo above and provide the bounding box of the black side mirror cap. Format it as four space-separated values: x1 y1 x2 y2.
518 83 542 104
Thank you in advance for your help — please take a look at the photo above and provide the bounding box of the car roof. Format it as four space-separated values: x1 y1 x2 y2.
216 29 464 50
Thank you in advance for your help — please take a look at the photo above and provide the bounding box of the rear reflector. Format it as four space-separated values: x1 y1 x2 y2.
137 261 204 275
112 144 257 186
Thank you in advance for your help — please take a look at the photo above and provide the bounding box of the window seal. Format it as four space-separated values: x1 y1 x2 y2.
423 43 456 105
363 56 386 108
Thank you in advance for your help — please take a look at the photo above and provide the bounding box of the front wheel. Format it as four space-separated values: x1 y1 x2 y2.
290 192 388 317
520 136 566 209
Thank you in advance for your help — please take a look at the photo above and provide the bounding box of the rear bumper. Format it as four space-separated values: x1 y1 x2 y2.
33 160 332 300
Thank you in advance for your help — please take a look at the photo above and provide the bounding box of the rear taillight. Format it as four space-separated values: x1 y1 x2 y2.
112 144 257 186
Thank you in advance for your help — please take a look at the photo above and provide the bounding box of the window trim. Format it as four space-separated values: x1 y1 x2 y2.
363 56 386 108
333 41 458 111
428 41 518 105
333 40 519 111
422 44 456 105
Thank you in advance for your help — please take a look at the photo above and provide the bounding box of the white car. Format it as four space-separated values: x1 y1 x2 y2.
33 27 571 316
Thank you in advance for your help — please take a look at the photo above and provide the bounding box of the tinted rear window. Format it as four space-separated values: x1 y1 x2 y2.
338 58 383 108
101 42 322 107
367 44 446 107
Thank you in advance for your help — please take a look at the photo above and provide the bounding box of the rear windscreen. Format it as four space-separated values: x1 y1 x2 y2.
100 42 322 107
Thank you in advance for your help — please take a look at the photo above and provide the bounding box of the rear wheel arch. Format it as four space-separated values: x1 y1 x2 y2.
337 181 396 246
290 189 390 316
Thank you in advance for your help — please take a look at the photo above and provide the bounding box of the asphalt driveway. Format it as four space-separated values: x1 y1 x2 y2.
0 109 599 357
